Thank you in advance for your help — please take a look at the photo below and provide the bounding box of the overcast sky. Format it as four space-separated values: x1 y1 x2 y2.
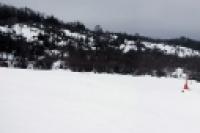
1 0 200 40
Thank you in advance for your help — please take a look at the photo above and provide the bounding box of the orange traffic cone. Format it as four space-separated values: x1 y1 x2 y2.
182 79 189 93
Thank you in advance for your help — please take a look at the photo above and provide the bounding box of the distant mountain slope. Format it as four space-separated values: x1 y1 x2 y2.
0 3 200 79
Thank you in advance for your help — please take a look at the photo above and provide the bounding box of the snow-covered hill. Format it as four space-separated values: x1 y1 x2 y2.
0 24 200 59
0 68 200 133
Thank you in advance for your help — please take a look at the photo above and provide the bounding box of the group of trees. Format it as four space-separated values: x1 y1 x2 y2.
1 3 200 80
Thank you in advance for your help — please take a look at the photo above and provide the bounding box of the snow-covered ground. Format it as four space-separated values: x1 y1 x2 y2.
0 68 200 133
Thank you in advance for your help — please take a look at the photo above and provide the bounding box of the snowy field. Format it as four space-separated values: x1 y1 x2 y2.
0 68 200 133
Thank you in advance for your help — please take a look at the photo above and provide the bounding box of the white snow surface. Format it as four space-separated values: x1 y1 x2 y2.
0 68 200 133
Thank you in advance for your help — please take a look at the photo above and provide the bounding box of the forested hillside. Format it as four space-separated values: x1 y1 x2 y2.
0 3 200 80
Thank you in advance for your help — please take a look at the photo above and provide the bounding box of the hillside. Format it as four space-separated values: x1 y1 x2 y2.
0 68 200 133
1 3 200 79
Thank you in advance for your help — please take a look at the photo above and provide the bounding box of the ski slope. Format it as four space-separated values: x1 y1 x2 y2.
0 68 200 133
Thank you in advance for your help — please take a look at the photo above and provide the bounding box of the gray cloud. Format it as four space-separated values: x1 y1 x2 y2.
1 0 200 39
